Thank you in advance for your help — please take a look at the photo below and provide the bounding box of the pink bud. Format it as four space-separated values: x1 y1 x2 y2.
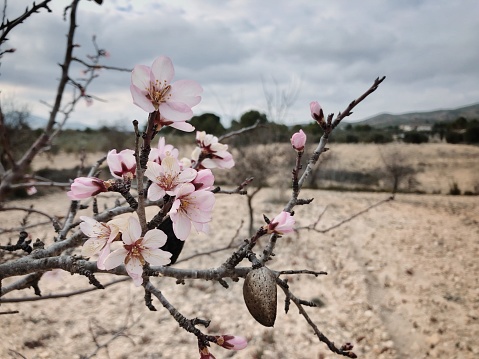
67 177 109 200
215 335 248 350
107 149 136 179
265 211 295 234
290 129 307 151
310 101 324 123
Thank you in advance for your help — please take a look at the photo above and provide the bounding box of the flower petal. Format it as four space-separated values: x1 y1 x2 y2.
147 184 166 201
123 216 142 244
103 247 128 270
81 238 106 257
169 79 203 107
143 229 168 248
131 84 155 112
171 212 191 240
125 257 144 286
159 102 193 122
142 248 172 266
131 64 151 91
151 56 175 85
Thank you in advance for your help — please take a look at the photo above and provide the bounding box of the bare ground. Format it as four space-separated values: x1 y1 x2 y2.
1 188 478 359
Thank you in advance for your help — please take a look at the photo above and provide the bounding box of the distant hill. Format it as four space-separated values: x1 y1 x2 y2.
351 103 479 128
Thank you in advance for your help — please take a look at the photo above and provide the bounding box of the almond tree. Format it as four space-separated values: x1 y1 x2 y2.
0 1 387 357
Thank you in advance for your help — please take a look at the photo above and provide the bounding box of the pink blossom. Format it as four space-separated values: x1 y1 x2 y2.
192 169 215 190
291 129 307 152
130 56 202 127
103 216 172 286
80 216 122 270
144 157 197 201
265 211 295 234
148 137 179 164
310 101 324 123
215 335 248 350
67 177 109 200
107 149 136 179
169 183 215 240
192 131 234 169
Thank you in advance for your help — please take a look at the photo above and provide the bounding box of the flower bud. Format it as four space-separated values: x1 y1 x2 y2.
215 335 248 350
67 177 109 200
310 101 325 125
290 129 306 152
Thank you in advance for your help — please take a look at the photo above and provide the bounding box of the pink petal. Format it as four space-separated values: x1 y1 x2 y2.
96 244 111 270
131 64 151 91
147 184 166 201
168 121 195 132
142 248 172 266
159 102 193 122
151 56 175 85
171 212 191 240
177 168 197 183
103 247 128 270
145 160 164 181
81 238 106 257
125 257 144 286
123 216 141 244
169 79 203 107
143 229 168 248
130 84 155 112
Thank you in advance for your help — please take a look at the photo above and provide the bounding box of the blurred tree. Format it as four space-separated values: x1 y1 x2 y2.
189 113 226 136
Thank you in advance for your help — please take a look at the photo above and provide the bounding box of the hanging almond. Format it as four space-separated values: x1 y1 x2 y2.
243 266 277 327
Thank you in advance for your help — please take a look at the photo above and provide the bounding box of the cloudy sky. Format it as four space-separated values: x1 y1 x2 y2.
1 0 479 128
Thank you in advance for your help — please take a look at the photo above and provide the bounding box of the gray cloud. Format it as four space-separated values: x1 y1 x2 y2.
1 0 478 128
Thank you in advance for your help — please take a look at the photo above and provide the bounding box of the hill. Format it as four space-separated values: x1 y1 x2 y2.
352 102 479 128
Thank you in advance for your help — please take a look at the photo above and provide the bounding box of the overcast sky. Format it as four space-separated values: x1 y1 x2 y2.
1 0 479 128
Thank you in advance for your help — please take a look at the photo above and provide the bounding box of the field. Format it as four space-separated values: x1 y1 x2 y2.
1 143 478 359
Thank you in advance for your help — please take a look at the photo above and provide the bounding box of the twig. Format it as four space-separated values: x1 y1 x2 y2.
298 195 394 234
277 278 357 358
218 120 261 141
0 278 128 303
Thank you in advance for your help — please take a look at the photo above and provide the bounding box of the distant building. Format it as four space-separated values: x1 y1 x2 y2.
399 124 432 132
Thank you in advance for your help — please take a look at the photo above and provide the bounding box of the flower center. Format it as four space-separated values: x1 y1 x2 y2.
149 80 172 108
124 239 146 265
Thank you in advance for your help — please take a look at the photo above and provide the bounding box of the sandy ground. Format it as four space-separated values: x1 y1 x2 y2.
1 143 478 359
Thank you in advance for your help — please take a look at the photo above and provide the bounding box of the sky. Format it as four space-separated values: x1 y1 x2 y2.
1 0 479 129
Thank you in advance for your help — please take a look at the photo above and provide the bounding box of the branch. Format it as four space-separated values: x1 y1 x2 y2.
277 278 357 358
0 278 128 303
298 195 394 234
0 0 52 46
218 120 261 142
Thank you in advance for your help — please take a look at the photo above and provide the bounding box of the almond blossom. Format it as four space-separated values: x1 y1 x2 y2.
67 177 109 200
169 183 215 240
80 216 122 270
144 156 197 201
130 56 202 130
107 149 136 179
192 131 234 169
265 211 295 235
103 216 172 286
291 129 307 152
148 137 180 164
